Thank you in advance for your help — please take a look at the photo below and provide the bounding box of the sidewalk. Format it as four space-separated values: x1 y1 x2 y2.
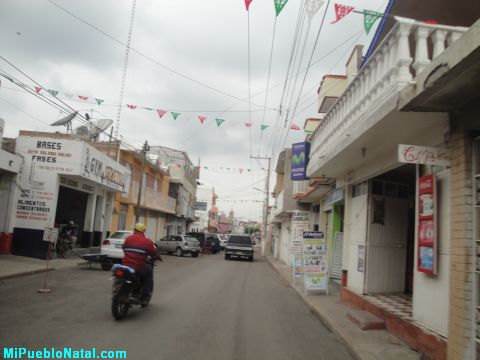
0 251 95 280
265 256 422 360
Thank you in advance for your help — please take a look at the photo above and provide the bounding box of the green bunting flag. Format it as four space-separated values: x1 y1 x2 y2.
364 10 383 34
215 118 225 127
95 98 104 105
47 89 58 97
274 0 289 16
261 125 269 131
171 112 181 120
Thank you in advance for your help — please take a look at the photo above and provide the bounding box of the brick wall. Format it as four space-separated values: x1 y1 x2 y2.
448 126 474 360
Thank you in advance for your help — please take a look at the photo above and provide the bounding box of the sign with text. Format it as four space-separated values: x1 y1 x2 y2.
398 144 450 166
418 175 437 275
195 201 208 211
291 210 309 255
291 142 310 181
303 231 328 292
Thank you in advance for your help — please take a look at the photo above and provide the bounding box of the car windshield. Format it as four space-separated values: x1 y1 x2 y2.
228 236 252 245
110 232 131 239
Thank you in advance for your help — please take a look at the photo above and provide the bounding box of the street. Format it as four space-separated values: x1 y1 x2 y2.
0 251 353 360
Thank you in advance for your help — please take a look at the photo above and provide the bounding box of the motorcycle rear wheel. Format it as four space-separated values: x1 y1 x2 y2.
112 294 129 320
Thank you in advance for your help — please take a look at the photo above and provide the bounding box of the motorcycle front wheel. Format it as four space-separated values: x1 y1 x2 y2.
111 294 129 320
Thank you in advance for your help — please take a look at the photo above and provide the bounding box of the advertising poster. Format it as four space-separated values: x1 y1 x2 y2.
291 210 309 255
303 231 328 293
293 254 302 278
357 245 365 273
417 175 437 275
291 142 310 181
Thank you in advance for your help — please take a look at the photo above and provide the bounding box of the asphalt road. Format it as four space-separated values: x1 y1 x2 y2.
0 251 353 360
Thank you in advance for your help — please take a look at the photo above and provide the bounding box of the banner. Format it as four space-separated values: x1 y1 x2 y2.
418 175 437 275
171 112 180 120
291 142 310 181
215 118 225 127
398 144 450 166
303 231 328 292
305 0 324 20
198 116 207 124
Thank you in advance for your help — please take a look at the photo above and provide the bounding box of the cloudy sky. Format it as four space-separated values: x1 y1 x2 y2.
0 0 386 220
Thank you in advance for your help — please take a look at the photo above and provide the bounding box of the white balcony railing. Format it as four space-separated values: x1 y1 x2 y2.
309 18 467 165
274 190 285 216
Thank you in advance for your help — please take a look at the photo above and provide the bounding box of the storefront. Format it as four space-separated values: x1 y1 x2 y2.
0 119 22 253
11 131 130 258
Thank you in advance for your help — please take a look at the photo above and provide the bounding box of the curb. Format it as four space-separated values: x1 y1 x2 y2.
0 268 55 281
264 256 362 360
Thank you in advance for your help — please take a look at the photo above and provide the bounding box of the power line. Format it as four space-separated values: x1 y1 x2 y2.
47 0 275 111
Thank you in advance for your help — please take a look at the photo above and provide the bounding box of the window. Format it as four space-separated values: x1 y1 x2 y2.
117 204 128 230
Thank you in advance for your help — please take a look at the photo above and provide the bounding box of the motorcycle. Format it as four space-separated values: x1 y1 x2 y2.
55 234 75 258
111 256 160 320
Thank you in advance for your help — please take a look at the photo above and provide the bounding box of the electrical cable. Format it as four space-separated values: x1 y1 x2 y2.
47 0 275 111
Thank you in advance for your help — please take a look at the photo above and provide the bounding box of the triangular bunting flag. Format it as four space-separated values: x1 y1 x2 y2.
330 3 354 24
127 104 137 109
306 0 325 19
247 169 251 172
171 112 180 120
245 0 253 11
64 93 74 98
35 87 42 94
95 98 104 105
47 89 58 97
290 123 301 130
157 110 167 118
144 107 153 111
198 116 207 124
274 0 289 16
245 122 253 127
239 169 244 174
363 10 383 34
204 166 208 170
78 95 88 101
261 125 269 131
215 118 225 127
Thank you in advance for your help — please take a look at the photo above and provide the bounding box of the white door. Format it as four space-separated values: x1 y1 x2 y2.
365 194 408 294
146 216 157 240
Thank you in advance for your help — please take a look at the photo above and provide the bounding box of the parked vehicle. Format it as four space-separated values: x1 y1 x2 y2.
186 232 222 254
156 235 200 257
225 235 254 261
100 230 133 263
218 234 229 249
111 257 159 320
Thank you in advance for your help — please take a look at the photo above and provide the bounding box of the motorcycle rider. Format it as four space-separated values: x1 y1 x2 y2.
121 223 158 304
62 220 77 247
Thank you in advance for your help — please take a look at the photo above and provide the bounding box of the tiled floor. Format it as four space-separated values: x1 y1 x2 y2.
364 293 413 321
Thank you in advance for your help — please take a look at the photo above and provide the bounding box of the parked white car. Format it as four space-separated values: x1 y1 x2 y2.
156 235 201 257
100 230 133 260
218 234 229 249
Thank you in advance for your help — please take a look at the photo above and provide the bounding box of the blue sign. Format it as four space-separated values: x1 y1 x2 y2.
291 142 310 181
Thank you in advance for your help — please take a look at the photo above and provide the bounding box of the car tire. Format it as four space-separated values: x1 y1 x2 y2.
225 254 230 260
167 251 173 255
191 252 199 258
249 256 254 262
101 261 113 271
175 247 183 257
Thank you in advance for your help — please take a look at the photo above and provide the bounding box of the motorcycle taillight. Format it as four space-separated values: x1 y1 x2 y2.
114 269 124 277
103 240 110 245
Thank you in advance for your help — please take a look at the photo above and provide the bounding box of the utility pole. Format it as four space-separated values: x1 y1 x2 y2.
135 140 150 223
251 155 271 256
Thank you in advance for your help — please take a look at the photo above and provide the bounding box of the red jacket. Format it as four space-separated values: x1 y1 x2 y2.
122 232 157 270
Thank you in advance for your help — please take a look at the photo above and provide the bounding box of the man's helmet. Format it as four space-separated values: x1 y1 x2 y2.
134 223 146 233
68 220 74 225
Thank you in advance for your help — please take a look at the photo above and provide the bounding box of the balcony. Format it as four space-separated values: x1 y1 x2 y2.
308 18 467 179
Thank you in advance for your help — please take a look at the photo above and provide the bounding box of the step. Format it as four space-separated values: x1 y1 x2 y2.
347 310 386 330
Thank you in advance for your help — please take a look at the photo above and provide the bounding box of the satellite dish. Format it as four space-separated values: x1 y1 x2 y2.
90 118 113 136
50 111 78 126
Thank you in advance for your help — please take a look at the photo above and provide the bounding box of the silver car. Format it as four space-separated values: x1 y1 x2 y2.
156 235 201 257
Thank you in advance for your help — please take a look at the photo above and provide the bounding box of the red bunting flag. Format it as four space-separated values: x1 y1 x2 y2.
127 104 137 110
245 122 253 127
78 95 89 101
157 110 167 118
244 0 253 11
290 123 301 130
330 3 354 24
35 87 42 94
239 169 244 174
198 116 207 124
